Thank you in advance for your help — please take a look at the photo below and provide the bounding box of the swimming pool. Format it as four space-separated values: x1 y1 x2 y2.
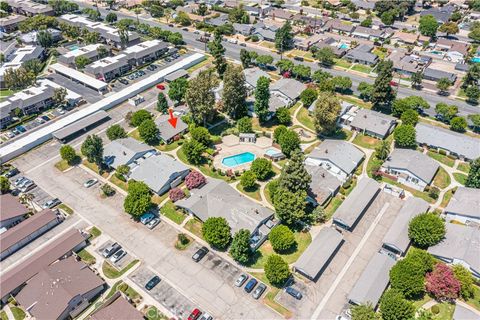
265 148 281 157
67 44 80 51
429 50 444 56
339 43 349 50
472 57 480 63
222 152 255 167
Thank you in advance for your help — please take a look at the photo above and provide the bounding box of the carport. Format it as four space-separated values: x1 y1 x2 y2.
53 111 110 142
164 69 188 82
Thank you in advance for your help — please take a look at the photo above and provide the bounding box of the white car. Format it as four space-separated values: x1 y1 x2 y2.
83 179 98 188
110 249 127 263
227 38 237 44
56 107 65 115
234 274 248 287
147 218 160 230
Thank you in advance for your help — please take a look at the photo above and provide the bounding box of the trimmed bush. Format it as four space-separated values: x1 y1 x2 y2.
185 170 206 190
169 188 185 202
268 225 296 252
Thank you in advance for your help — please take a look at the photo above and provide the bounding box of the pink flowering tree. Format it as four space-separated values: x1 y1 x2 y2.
185 171 206 190
426 263 461 301
169 188 185 202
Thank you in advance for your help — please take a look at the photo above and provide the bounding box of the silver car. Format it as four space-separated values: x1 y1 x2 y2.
234 274 248 287
146 218 160 229
252 283 267 299
110 249 127 263
83 179 98 188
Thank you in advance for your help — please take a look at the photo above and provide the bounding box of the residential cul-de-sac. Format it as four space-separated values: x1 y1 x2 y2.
1 1 480 320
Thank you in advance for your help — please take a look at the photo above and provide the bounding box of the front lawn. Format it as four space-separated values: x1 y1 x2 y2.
429 302 455 320
433 167 451 189
427 151 455 167
352 134 381 149
248 231 312 269
89 226 102 239
440 187 456 208
466 285 480 310
296 107 315 131
334 58 352 69
457 162 470 173
82 160 109 178
145 306 169 320
382 177 436 203
351 64 372 74
54 159 70 171
102 260 139 279
77 249 96 265
0 311 7 320
453 172 467 185
58 203 74 215
160 200 186 224
236 183 262 201
366 152 384 178
184 217 203 239
338 95 372 109
324 195 343 220
109 174 128 191
155 139 183 152
152 192 169 205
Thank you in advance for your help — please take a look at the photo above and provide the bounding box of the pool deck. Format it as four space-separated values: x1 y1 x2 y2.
213 134 273 172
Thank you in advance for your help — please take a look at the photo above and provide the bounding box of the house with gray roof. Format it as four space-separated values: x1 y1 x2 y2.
416 122 480 161
420 5 455 24
252 27 276 42
352 0 375 10
129 154 189 195
233 23 254 36
324 19 355 34
294 227 343 281
306 165 342 206
243 68 270 93
349 108 397 139
344 44 378 66
428 224 480 278
0 15 26 33
270 78 307 106
333 177 380 230
103 137 156 170
444 187 480 224
313 37 348 57
352 26 388 41
176 179 275 249
381 149 439 191
382 197 430 256
348 252 396 307
423 67 457 83
306 140 364 182
155 114 188 144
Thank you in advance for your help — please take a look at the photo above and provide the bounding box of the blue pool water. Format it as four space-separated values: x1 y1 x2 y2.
339 43 349 49
472 57 480 63
222 152 255 167
265 148 280 156
67 44 80 51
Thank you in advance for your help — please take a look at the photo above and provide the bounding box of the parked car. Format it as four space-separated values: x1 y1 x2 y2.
119 78 129 85
19 181 36 193
234 274 248 287
147 218 160 229
56 107 65 115
14 176 27 187
16 177 32 188
252 283 266 299
41 115 50 122
15 125 26 133
3 168 19 178
42 198 61 209
83 179 98 188
244 278 257 293
239 43 246 47
188 308 202 320
389 81 398 87
145 276 161 290
182 27 189 31
102 242 121 258
36 117 45 124
192 246 208 262
168 24 174 27
285 287 302 300
156 84 165 90
140 213 155 225
199 313 213 320
5 131 15 138
227 38 237 44
110 248 127 263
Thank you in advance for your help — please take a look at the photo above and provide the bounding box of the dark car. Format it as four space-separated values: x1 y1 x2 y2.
252 283 266 299
119 78 129 85
192 247 208 262
244 278 257 293
145 276 161 290
41 115 50 122
285 287 302 300
15 125 26 133
3 168 19 178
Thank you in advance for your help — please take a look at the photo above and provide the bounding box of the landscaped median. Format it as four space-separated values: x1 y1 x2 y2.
249 272 293 318
102 260 139 279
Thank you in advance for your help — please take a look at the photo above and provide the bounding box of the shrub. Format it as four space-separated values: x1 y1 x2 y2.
431 305 440 314
240 170 257 189
190 126 211 146
202 217 231 249
275 107 291 125
428 186 440 200
379 289 415 320
237 117 253 133
408 212 446 248
106 124 127 141
229 229 251 264
101 184 115 197
269 225 296 252
185 170 206 190
169 187 185 202
273 125 287 143
426 263 460 301
264 254 291 286
59 145 78 165
267 179 279 202
178 233 189 245
452 264 475 299
250 158 272 180
130 109 152 127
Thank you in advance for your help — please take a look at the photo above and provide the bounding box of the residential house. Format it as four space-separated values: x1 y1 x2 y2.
349 108 397 139
391 31 418 46
313 37 348 57
16 256 105 320
381 149 439 191
389 50 431 77
0 209 62 260
444 187 480 224
252 27 276 42
206 14 229 28
268 9 293 21
352 0 376 10
428 224 480 278
103 137 156 170
6 0 54 16
423 67 457 83
435 38 469 63
176 179 276 249
344 44 378 66
294 227 343 281
332 177 380 230
306 140 365 182
305 165 342 206
420 5 455 23
243 68 270 94
323 19 355 35
295 15 329 33
270 78 306 106
352 26 389 41
90 292 143 320
382 197 430 256
416 122 480 161
129 154 190 195
0 15 26 33
0 45 45 87
348 252 396 308
20 28 62 45
233 23 254 36
296 34 325 51
58 44 106 68
155 114 188 144
0 194 29 229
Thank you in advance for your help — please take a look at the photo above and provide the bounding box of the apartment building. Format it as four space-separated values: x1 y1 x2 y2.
6 0 54 16
58 44 106 68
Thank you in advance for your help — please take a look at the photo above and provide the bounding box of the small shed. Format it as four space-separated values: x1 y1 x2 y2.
239 133 256 143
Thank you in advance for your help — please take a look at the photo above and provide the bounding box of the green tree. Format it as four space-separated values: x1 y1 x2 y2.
256 55 274 67
116 164 130 180
274 188 306 225
332 76 352 93
156 92 168 114
275 107 291 125
435 103 458 123
254 76 271 123
278 129 300 157
360 17 372 27
438 21 459 36
250 158 272 180
291 64 311 80
4 67 35 90
0 2 12 13
149 4 164 17
52 87 67 106
229 229 251 264
411 71 423 89
358 81 373 101
450 116 467 132
0 176 10 194
124 180 152 218
465 85 480 103
394 124 416 148
81 134 103 165
462 63 480 89
105 12 117 23
468 114 480 132
75 55 91 70
312 93 341 134
375 139 391 161
380 289 415 320
401 109 419 126
300 88 318 107
466 157 480 188
237 117 252 133
452 264 475 299
273 125 288 143
240 49 252 68
275 21 294 53
208 31 227 77
315 47 335 67
392 96 430 117
59 145 78 165
202 217 231 249
168 77 188 104
419 14 439 38
380 10 395 25
174 11 192 26
351 304 378 320
264 254 291 285
185 69 219 125
196 3 208 16
278 149 311 193
138 119 159 145
190 126 211 146
276 59 294 74
436 77 452 94
222 64 247 119
130 109 152 127
408 212 446 248
38 30 54 48
371 60 395 109
269 225 295 252
240 170 257 189
182 139 206 164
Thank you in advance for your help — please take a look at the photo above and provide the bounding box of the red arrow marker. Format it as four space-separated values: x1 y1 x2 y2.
168 108 178 128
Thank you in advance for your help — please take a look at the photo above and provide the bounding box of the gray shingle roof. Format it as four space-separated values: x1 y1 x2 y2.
176 179 274 234
382 149 439 184
348 252 396 307
306 165 342 205
445 187 480 220
382 197 430 255
294 227 343 281
308 140 365 175
243 68 270 89
155 114 188 142
423 67 457 83
333 177 380 230
415 123 480 161
350 108 396 138
103 137 155 169
345 48 378 64
270 78 307 101
428 224 480 275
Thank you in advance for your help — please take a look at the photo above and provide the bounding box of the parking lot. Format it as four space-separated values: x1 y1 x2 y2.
46 73 103 104
97 239 135 270
275 278 308 312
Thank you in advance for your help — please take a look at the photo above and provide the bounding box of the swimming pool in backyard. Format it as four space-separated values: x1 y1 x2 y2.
339 43 349 49
222 152 255 167
67 44 80 51
472 57 480 63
